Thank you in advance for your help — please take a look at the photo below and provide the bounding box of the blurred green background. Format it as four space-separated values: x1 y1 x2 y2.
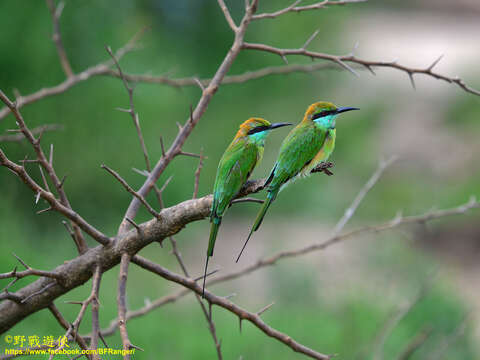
1 0 479 359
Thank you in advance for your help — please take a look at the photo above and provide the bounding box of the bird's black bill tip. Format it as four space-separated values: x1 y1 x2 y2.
268 122 292 130
336 107 360 114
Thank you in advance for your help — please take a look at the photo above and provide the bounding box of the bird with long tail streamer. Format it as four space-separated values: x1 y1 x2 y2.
236 102 359 262
202 118 291 297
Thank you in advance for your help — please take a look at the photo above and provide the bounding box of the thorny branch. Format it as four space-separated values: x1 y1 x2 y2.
0 124 63 143
242 42 480 95
0 147 110 246
86 196 478 342
0 91 104 249
117 0 261 234
132 255 332 360
2 1 480 359
48 303 91 359
0 31 142 121
169 237 223 360
0 253 65 283
101 164 160 219
117 253 136 359
252 0 367 20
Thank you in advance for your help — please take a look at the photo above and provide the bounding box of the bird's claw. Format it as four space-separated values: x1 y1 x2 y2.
311 161 334 176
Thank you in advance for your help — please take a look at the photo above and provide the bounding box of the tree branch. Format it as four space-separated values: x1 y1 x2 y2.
0 124 63 143
85 197 478 341
168 237 223 359
252 0 366 20
0 31 142 121
242 43 480 95
117 0 260 234
48 303 91 358
332 156 397 235
118 253 134 359
0 90 89 253
132 255 332 360
0 148 110 246
101 164 160 220
45 0 74 78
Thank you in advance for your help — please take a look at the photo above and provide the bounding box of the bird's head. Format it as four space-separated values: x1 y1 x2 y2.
236 118 291 144
304 101 359 129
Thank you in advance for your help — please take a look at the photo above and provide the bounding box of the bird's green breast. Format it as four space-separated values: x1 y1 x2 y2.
211 138 261 218
268 122 327 191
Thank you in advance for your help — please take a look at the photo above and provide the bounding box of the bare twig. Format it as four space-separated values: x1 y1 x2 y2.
132 255 332 360
117 0 261 234
0 292 23 304
169 237 223 359
48 303 91 357
427 316 470 360
193 150 205 199
0 90 90 252
0 31 142 121
217 0 238 32
252 0 366 20
256 302 275 316
0 253 65 283
118 253 134 359
101 164 160 219
396 326 432 360
20 281 56 304
103 62 340 88
230 197 265 205
89 267 102 360
0 148 110 245
45 0 74 78
242 43 480 95
105 46 153 185
0 124 63 142
56 266 102 357
372 285 429 360
1 180 477 333
332 156 397 235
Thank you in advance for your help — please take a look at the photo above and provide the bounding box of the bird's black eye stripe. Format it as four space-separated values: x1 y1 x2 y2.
312 109 336 120
247 125 270 135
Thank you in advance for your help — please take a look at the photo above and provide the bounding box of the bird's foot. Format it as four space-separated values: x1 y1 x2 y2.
311 161 334 176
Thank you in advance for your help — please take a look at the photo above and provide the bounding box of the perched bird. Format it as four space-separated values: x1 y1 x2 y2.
203 118 291 297
236 102 359 262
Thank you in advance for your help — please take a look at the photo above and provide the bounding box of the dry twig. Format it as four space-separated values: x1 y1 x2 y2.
45 0 74 78
132 255 332 360
0 124 63 143
252 0 366 20
242 43 480 95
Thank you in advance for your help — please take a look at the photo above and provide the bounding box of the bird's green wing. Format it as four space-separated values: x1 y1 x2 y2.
211 139 259 218
268 123 326 192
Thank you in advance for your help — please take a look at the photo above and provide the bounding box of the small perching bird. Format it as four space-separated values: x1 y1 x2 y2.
203 118 291 297
236 102 359 262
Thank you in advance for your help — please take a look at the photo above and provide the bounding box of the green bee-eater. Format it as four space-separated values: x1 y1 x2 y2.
203 118 291 296
236 102 359 262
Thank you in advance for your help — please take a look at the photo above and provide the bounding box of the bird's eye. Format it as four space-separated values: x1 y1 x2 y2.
312 111 326 120
247 125 269 135
312 110 335 120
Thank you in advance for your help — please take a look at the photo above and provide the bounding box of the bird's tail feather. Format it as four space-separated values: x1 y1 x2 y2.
208 217 221 257
236 191 276 263
203 217 221 298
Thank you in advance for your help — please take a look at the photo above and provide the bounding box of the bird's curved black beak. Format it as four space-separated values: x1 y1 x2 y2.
268 122 292 130
336 107 360 114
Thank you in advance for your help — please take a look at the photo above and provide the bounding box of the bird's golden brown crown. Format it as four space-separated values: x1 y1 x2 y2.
304 102 337 121
236 117 271 137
